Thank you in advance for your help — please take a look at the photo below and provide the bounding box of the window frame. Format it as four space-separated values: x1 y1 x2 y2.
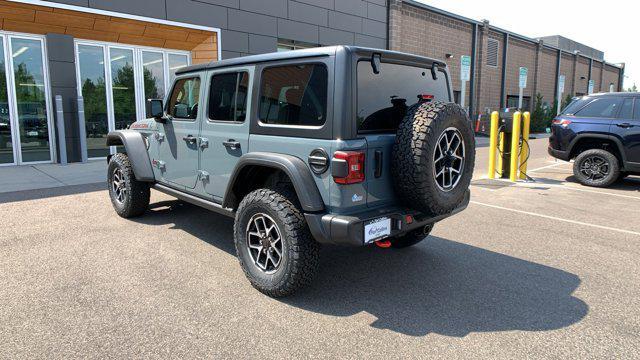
250 57 334 139
207 70 251 124
166 74 202 122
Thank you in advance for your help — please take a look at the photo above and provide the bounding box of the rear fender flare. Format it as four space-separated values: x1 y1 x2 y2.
223 152 325 213
568 133 627 164
106 130 155 181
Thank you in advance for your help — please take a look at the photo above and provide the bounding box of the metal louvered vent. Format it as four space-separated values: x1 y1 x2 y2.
487 39 499 67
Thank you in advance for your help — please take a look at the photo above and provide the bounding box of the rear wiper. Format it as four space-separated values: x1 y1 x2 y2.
431 63 439 80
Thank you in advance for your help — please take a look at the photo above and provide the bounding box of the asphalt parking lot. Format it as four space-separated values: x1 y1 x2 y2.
1 137 639 358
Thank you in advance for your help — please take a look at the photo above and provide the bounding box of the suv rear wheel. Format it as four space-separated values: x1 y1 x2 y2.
234 188 320 297
573 148 619 187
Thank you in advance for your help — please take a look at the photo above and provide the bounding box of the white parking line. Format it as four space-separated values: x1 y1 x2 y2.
485 177 640 200
470 201 640 237
527 161 570 173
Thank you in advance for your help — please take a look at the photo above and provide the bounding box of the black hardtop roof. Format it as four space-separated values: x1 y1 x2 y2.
176 45 446 75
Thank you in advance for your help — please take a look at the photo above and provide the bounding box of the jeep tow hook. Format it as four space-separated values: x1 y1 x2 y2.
374 239 392 248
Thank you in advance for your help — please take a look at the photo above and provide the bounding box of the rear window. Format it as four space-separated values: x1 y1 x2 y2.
574 97 623 118
258 64 328 127
357 61 450 133
560 97 590 115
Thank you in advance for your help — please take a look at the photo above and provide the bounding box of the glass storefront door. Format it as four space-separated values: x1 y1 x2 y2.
0 37 13 165
0 33 54 166
75 40 190 159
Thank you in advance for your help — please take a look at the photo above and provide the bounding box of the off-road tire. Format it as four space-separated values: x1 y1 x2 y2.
234 188 320 297
392 101 475 216
573 148 619 188
391 224 433 249
107 153 150 218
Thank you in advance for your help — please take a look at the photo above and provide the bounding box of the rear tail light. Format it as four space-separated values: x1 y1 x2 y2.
552 119 572 128
332 151 365 184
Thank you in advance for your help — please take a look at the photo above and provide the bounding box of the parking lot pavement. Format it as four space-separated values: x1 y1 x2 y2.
1 138 639 358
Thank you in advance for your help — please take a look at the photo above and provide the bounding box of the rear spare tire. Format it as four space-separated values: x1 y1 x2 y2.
392 101 475 216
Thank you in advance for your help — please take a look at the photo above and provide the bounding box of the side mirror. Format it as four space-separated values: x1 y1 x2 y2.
147 99 165 122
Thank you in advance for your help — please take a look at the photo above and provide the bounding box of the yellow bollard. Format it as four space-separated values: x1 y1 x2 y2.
519 112 531 180
509 112 522 181
497 132 504 177
487 111 499 179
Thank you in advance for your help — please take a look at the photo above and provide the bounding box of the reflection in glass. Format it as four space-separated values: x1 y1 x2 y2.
168 54 188 83
78 44 109 158
142 51 165 117
0 38 13 164
12 37 50 162
110 48 136 130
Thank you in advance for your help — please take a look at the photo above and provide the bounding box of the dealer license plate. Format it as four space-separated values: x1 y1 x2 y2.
364 217 391 243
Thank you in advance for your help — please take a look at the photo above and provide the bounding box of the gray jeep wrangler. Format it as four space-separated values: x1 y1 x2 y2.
106 46 475 297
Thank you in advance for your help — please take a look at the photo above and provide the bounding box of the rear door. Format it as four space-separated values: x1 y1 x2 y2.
156 75 202 189
355 59 451 208
199 67 252 201
610 97 640 166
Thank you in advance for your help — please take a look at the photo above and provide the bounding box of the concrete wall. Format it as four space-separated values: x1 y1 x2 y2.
48 0 388 59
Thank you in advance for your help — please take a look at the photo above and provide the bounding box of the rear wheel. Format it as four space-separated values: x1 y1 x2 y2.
234 188 320 297
573 149 619 188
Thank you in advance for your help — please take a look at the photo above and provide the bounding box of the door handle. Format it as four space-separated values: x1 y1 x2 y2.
223 139 240 150
616 122 634 128
182 135 197 144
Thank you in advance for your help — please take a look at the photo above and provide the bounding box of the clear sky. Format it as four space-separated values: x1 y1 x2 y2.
416 0 635 90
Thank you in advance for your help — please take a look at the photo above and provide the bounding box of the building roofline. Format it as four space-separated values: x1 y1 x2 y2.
402 0 622 69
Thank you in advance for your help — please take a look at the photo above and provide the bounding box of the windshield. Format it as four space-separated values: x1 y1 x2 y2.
357 61 450 133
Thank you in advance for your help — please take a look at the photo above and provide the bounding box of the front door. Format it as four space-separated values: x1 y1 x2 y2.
157 75 202 189
611 97 640 167
199 68 252 201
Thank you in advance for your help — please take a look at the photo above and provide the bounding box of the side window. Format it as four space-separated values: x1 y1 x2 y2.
208 72 249 122
167 77 200 120
258 64 328 127
619 98 633 119
634 99 640 120
574 98 623 118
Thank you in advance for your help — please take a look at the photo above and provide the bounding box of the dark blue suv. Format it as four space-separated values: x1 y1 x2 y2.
548 92 640 187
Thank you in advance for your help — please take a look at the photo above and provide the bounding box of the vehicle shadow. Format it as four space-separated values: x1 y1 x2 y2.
286 239 588 337
565 175 640 192
135 199 588 338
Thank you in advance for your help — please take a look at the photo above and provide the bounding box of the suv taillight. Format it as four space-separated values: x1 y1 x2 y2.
332 151 365 184
552 119 572 128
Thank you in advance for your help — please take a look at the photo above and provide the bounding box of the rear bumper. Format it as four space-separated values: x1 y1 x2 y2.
305 190 470 246
547 145 570 161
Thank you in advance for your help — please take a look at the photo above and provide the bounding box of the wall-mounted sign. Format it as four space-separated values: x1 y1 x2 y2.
558 75 565 93
588 79 595 94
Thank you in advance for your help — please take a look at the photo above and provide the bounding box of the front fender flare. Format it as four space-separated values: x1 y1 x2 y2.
106 130 155 182
223 152 325 213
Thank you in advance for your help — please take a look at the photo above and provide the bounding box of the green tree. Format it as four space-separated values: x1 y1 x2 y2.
627 83 638 92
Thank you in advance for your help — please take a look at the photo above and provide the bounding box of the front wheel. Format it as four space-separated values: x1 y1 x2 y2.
573 149 619 188
107 153 150 218
234 188 320 297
